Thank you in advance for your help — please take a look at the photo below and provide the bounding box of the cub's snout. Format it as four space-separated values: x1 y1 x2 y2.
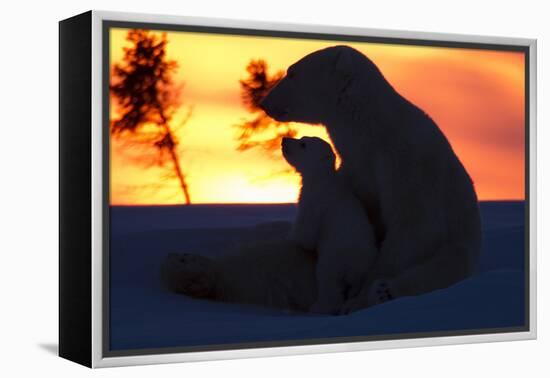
281 137 297 159
282 137 304 171
281 137 292 153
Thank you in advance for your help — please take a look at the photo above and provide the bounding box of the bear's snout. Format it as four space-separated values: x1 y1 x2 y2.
258 95 273 114
258 96 268 112
260 92 289 121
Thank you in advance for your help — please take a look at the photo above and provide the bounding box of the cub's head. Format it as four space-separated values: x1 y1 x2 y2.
260 45 381 124
282 136 336 176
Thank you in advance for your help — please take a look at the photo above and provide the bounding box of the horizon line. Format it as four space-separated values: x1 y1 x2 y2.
110 199 526 207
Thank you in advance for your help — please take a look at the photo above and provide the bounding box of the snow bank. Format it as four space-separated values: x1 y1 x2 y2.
109 201 526 351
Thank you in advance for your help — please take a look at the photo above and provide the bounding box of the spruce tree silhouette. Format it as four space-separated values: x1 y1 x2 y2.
111 29 192 204
236 59 297 154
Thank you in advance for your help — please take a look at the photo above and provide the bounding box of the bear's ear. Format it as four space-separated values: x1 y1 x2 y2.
333 46 355 76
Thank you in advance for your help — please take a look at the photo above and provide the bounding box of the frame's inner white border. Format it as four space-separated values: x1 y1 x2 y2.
90 10 537 368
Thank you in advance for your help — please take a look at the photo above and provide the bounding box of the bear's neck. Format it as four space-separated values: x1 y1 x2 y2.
323 82 416 161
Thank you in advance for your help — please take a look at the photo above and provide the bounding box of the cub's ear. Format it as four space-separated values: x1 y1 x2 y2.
323 151 336 167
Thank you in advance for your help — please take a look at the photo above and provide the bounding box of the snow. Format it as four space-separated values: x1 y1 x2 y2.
109 201 526 352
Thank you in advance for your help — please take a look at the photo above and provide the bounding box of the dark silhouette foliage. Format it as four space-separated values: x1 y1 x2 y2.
236 59 297 154
110 29 192 204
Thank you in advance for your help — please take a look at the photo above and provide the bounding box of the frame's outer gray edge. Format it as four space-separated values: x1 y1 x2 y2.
528 39 537 340
91 10 103 369
94 9 536 45
90 10 537 368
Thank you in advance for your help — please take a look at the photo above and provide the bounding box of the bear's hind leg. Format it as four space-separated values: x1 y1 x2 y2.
388 245 476 298
340 244 478 314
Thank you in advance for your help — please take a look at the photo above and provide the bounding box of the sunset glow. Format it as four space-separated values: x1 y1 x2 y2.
109 28 525 205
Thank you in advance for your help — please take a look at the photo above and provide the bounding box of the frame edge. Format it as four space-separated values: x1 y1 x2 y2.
90 10 538 368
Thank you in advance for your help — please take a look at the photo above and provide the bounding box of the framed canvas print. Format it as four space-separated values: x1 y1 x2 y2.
59 10 537 368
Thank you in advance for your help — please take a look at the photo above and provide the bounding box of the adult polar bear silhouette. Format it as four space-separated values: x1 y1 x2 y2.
260 45 481 312
282 136 377 314
162 45 481 314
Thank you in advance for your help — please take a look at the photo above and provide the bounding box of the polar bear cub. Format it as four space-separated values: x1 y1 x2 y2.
282 136 378 315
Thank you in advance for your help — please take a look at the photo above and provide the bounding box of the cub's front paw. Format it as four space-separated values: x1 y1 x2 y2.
309 301 340 316
339 279 395 315
339 295 369 315
367 279 394 305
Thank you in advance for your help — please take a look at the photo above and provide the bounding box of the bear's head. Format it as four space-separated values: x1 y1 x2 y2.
260 45 384 124
282 136 336 176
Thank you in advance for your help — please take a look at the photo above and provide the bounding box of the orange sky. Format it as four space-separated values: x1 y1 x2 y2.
109 28 525 205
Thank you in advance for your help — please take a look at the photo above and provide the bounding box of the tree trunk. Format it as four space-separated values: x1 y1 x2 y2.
168 145 191 205
160 120 191 205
